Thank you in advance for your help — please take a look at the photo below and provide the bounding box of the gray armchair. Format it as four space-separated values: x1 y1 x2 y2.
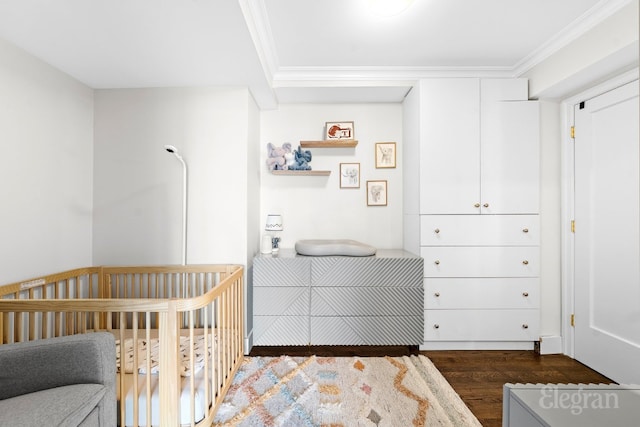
0 333 116 427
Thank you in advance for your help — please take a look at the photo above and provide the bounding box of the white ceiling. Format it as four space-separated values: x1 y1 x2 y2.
0 0 630 108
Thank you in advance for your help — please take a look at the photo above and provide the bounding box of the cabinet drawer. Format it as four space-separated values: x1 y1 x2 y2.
421 246 539 277
425 278 539 309
253 257 311 287
254 315 308 346
310 316 423 345
311 287 423 316
424 309 539 341
421 215 539 246
254 287 309 316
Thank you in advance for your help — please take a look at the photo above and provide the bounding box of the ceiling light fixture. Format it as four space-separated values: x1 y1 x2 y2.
368 0 414 17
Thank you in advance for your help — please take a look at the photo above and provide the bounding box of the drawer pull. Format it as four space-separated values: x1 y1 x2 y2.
434 260 440 265
522 292 529 297
474 203 480 208
483 203 489 208
522 260 529 265
522 324 529 329
522 228 529 233
434 292 440 297
434 228 440 234
433 324 440 329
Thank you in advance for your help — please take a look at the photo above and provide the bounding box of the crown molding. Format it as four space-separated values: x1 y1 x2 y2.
512 0 635 76
238 0 279 84
242 0 633 91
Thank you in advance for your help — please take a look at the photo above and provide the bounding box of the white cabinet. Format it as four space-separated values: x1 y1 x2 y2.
419 78 539 215
409 78 541 350
419 78 480 214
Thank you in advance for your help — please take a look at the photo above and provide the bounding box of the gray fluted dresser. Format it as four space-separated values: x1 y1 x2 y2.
252 249 424 346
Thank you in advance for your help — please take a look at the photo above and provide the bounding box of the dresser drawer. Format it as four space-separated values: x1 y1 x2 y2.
311 316 423 345
254 287 309 316
421 246 539 277
421 215 539 246
425 278 539 309
311 287 423 316
254 315 309 346
424 309 540 341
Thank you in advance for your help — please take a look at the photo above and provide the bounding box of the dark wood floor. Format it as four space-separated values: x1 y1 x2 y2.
250 346 613 427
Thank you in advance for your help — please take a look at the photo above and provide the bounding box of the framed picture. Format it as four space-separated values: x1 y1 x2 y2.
375 142 396 168
340 163 360 188
325 121 355 140
367 180 388 206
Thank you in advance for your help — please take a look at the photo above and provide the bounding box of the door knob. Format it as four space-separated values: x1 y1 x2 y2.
522 324 529 329
434 292 440 297
522 228 529 233
434 260 440 265
434 228 440 234
474 203 480 208
522 260 529 265
483 203 489 208
522 292 529 297
433 324 440 329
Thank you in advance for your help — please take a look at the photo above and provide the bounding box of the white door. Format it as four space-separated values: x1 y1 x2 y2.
574 79 640 384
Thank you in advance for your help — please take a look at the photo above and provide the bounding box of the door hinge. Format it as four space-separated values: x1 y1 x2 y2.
571 220 575 233
571 314 575 327
570 126 575 139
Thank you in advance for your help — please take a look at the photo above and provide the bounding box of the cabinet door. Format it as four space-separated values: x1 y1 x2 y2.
481 101 540 214
420 78 480 214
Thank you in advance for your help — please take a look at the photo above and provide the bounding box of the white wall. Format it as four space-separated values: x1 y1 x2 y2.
0 38 94 284
93 87 255 266
538 101 562 337
260 104 404 250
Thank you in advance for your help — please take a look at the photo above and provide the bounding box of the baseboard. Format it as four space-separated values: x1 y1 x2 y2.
420 341 536 351
244 329 253 355
538 335 562 354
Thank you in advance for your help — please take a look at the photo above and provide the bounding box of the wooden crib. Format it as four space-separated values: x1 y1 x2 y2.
0 265 244 427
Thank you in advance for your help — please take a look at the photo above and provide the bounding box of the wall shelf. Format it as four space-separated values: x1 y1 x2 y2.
271 170 331 176
300 140 358 148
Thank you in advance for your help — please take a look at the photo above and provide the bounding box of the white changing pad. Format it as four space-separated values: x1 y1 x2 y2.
295 239 376 256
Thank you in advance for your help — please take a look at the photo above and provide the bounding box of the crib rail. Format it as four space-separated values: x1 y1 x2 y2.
0 265 244 427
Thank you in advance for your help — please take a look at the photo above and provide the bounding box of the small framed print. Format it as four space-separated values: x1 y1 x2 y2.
367 180 387 206
326 121 355 140
340 163 360 188
375 142 396 168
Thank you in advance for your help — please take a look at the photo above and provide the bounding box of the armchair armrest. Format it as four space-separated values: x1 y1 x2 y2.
0 333 116 401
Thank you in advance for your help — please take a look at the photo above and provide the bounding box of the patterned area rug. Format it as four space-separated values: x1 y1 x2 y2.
213 355 481 426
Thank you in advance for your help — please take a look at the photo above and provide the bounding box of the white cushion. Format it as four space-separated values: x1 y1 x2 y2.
295 239 376 257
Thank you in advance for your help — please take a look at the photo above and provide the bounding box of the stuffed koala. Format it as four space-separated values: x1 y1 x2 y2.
288 145 312 170
265 142 292 171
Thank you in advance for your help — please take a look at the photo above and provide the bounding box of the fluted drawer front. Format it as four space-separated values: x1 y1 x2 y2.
254 287 309 316
311 256 424 287
425 278 539 309
254 315 308 346
311 287 423 316
421 215 539 246
421 246 539 277
311 316 423 346
253 257 311 287
424 309 540 341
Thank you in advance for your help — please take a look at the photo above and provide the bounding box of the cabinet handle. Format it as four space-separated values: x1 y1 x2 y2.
434 228 440 234
434 292 440 297
434 260 440 265
483 203 489 208
522 260 529 265
522 228 529 233
522 292 529 297
522 324 529 329
474 203 481 208
433 324 440 329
